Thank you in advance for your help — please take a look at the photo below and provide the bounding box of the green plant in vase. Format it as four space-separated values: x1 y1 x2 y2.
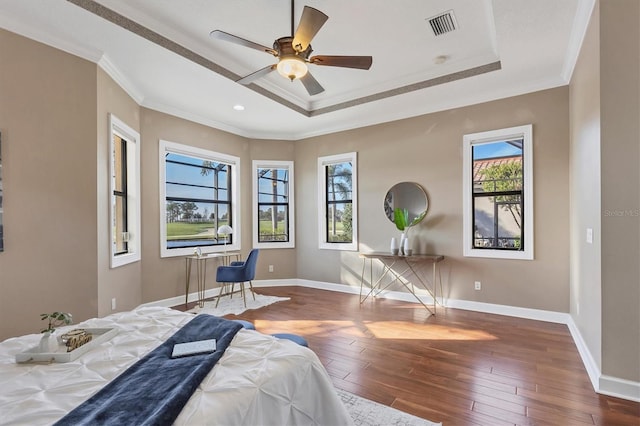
40 312 73 333
393 208 426 255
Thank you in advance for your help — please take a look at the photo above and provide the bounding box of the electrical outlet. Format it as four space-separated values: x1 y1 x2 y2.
474 281 481 291
586 228 593 244
268 265 274 273
111 298 117 310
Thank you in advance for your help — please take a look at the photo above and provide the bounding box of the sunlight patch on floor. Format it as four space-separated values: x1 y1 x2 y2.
254 320 369 338
363 321 498 341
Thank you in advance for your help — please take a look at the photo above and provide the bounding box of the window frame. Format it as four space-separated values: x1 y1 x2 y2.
252 160 295 249
109 114 141 268
159 140 240 258
462 124 533 260
317 152 358 251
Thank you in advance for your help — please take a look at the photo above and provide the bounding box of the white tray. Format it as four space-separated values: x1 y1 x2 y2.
15 328 118 363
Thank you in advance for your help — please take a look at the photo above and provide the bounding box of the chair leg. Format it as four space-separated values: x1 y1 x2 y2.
248 280 256 301
215 283 227 308
241 282 247 308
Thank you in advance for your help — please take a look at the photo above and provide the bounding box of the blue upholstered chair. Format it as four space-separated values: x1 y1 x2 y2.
215 249 259 308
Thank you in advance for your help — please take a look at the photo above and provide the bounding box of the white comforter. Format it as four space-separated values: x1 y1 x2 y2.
0 307 353 425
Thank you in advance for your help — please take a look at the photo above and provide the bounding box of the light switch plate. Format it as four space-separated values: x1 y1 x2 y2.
586 228 593 244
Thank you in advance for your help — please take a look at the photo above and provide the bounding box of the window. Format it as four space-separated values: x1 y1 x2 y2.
463 124 533 259
318 152 358 251
159 140 240 258
253 160 295 249
109 114 141 268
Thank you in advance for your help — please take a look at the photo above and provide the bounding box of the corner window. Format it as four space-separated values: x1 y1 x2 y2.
159 140 240 258
463 124 533 260
318 152 358 251
109 114 141 268
253 160 295 249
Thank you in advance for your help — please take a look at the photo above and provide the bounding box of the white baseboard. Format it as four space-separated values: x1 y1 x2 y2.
599 375 640 402
565 316 601 391
139 278 640 402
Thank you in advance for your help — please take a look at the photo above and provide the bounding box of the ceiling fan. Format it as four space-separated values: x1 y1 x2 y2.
209 1 373 96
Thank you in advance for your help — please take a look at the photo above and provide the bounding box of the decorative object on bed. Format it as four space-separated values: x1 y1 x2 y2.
0 307 353 425
215 248 259 308
60 329 93 352
16 328 117 363
337 388 441 426
189 292 290 316
38 331 57 353
38 311 73 353
40 311 73 333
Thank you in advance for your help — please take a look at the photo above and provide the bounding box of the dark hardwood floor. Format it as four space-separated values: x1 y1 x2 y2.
176 286 640 425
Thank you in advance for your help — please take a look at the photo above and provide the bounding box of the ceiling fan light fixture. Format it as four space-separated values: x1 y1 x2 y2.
277 56 308 81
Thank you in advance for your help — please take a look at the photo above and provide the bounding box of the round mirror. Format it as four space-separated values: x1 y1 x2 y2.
384 182 428 227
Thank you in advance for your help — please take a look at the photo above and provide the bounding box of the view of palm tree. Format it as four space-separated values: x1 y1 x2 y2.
326 162 353 243
164 153 231 248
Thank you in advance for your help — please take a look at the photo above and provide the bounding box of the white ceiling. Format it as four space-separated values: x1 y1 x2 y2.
0 0 594 140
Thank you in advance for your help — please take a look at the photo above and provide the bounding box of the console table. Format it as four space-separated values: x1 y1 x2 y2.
185 252 241 307
358 252 444 315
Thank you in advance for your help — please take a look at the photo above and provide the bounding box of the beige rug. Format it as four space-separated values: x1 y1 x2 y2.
337 388 441 426
188 293 290 316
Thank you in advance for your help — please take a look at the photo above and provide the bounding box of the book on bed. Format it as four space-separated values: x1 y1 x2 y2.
171 339 217 358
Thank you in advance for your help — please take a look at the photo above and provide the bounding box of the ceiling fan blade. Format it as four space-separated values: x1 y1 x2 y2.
236 65 277 85
310 55 373 70
300 71 324 96
292 6 328 52
210 30 277 56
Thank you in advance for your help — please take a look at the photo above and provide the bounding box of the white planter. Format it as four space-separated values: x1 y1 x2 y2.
38 332 57 353
390 237 399 255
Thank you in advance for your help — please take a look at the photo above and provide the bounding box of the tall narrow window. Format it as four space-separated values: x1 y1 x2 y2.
113 135 128 255
318 152 358 251
159 140 240 258
109 114 140 268
463 125 533 260
253 160 295 249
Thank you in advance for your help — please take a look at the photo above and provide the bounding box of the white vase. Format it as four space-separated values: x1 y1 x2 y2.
38 332 57 353
399 233 406 255
390 237 399 255
403 237 412 256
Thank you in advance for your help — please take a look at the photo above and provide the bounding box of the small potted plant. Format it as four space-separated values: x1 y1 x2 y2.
41 312 73 333
39 312 72 352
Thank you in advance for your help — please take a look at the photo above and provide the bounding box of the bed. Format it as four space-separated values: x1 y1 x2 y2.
0 306 353 425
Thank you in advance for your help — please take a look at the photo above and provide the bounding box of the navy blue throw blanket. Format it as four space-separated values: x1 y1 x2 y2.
55 314 243 426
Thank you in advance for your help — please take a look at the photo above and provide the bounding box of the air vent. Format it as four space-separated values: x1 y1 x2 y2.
428 10 457 36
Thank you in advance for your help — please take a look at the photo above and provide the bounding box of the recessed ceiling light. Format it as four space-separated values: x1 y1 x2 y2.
233 104 245 111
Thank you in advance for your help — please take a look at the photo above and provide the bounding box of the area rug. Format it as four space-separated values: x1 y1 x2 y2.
188 293 290 316
337 388 441 426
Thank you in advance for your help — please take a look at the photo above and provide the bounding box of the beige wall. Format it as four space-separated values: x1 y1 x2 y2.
96 68 142 317
295 87 571 312
0 29 98 338
138 110 296 304
0 17 636 389
570 0 602 369
599 0 640 382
